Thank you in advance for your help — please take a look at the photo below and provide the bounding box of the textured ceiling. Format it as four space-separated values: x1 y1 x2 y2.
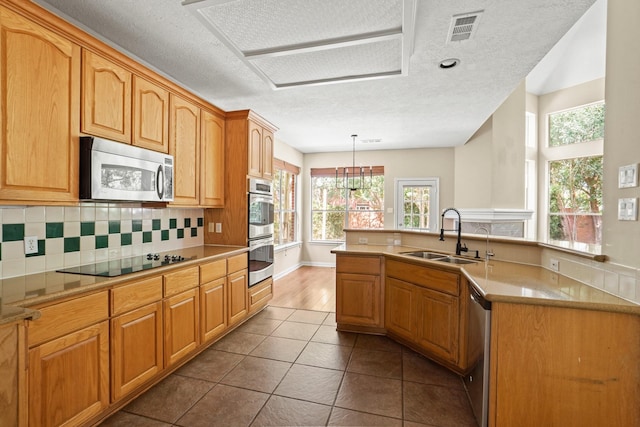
36 0 603 153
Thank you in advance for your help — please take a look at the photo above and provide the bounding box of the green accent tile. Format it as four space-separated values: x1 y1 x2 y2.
191 227 198 237
95 235 108 249
3 223 25 242
170 218 177 229
80 222 95 236
143 231 152 243
64 237 80 253
46 222 64 238
132 219 143 232
177 229 184 239
109 221 121 234
26 240 45 258
197 217 203 227
161 230 169 241
184 218 191 228
152 219 161 230
121 233 132 246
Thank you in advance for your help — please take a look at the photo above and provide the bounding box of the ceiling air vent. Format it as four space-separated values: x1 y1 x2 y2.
447 11 483 43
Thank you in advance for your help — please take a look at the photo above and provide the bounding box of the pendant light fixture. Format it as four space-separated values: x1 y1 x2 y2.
335 134 373 192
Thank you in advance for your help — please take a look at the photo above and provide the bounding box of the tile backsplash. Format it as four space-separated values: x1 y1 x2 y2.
0 204 205 279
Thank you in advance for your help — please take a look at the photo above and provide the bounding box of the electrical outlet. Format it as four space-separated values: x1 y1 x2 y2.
358 237 368 244
550 258 559 272
208 222 214 233
215 223 222 233
24 236 38 255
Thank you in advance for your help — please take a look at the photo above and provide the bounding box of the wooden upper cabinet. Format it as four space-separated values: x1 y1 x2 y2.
169 94 200 205
81 49 132 143
0 7 80 203
133 75 169 153
247 118 274 179
201 109 225 207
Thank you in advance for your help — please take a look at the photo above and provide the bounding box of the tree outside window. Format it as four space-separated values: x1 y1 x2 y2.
310 168 384 241
547 102 604 248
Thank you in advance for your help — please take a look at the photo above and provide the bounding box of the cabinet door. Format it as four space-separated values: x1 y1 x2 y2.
169 94 200 205
261 127 274 180
132 75 169 152
29 321 109 427
200 109 225 207
0 7 80 202
415 288 459 364
164 288 199 367
111 302 163 401
200 277 226 343
81 49 132 143
385 277 416 341
228 269 248 327
0 320 26 427
336 273 382 327
247 120 263 178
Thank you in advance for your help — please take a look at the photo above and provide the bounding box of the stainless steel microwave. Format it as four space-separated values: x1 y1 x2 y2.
79 136 174 202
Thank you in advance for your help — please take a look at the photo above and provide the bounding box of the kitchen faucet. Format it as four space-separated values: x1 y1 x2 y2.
439 207 468 256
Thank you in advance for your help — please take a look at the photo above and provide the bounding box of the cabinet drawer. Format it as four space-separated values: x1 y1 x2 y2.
164 266 199 297
111 276 163 316
200 259 227 283
249 277 273 309
227 254 248 274
386 259 460 296
28 291 109 347
336 255 381 275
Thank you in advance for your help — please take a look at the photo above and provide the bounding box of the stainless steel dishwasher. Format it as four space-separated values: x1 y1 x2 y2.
464 281 492 427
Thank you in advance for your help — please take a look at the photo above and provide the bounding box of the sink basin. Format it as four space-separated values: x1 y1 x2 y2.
436 256 478 265
401 251 478 265
401 251 447 260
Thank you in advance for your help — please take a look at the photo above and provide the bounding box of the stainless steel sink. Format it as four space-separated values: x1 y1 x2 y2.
436 256 478 265
401 251 448 260
401 251 478 264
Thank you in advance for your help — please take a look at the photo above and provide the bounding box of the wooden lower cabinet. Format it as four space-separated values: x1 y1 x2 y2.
28 321 110 427
385 277 416 341
111 302 163 401
335 254 383 330
164 288 199 367
0 320 26 427
200 277 227 343
415 287 459 364
489 302 640 427
228 269 249 327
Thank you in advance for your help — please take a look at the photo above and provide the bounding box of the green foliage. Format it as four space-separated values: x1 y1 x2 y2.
549 103 605 147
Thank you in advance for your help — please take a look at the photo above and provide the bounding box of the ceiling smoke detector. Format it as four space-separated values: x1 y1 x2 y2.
447 11 483 43
439 58 460 69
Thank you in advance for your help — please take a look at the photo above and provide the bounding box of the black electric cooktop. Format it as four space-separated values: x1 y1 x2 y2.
57 253 192 277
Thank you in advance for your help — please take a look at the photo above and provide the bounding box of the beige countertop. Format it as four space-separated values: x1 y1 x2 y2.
332 244 640 315
0 245 248 325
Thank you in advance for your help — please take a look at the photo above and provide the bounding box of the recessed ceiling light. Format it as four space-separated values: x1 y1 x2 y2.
439 58 460 69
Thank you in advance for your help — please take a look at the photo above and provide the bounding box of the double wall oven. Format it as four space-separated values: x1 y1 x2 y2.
248 178 274 286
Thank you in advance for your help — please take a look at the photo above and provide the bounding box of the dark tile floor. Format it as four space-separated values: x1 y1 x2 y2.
101 306 477 426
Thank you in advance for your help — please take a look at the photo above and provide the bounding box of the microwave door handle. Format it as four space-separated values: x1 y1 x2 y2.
156 165 164 200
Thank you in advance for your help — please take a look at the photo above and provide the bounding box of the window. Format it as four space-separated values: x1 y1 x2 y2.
273 159 300 246
395 178 439 232
545 102 604 250
310 167 384 241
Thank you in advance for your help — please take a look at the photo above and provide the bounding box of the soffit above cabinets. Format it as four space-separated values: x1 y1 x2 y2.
182 0 417 89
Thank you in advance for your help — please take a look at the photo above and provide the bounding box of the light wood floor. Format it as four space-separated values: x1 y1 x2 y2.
269 266 336 312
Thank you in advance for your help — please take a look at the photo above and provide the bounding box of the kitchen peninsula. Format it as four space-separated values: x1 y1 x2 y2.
332 234 640 427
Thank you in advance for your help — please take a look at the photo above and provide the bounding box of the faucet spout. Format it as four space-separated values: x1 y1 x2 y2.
440 208 466 256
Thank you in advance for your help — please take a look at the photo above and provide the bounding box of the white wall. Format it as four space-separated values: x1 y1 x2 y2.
602 0 640 268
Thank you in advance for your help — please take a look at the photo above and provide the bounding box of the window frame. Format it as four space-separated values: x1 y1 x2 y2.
273 158 300 249
541 101 604 252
